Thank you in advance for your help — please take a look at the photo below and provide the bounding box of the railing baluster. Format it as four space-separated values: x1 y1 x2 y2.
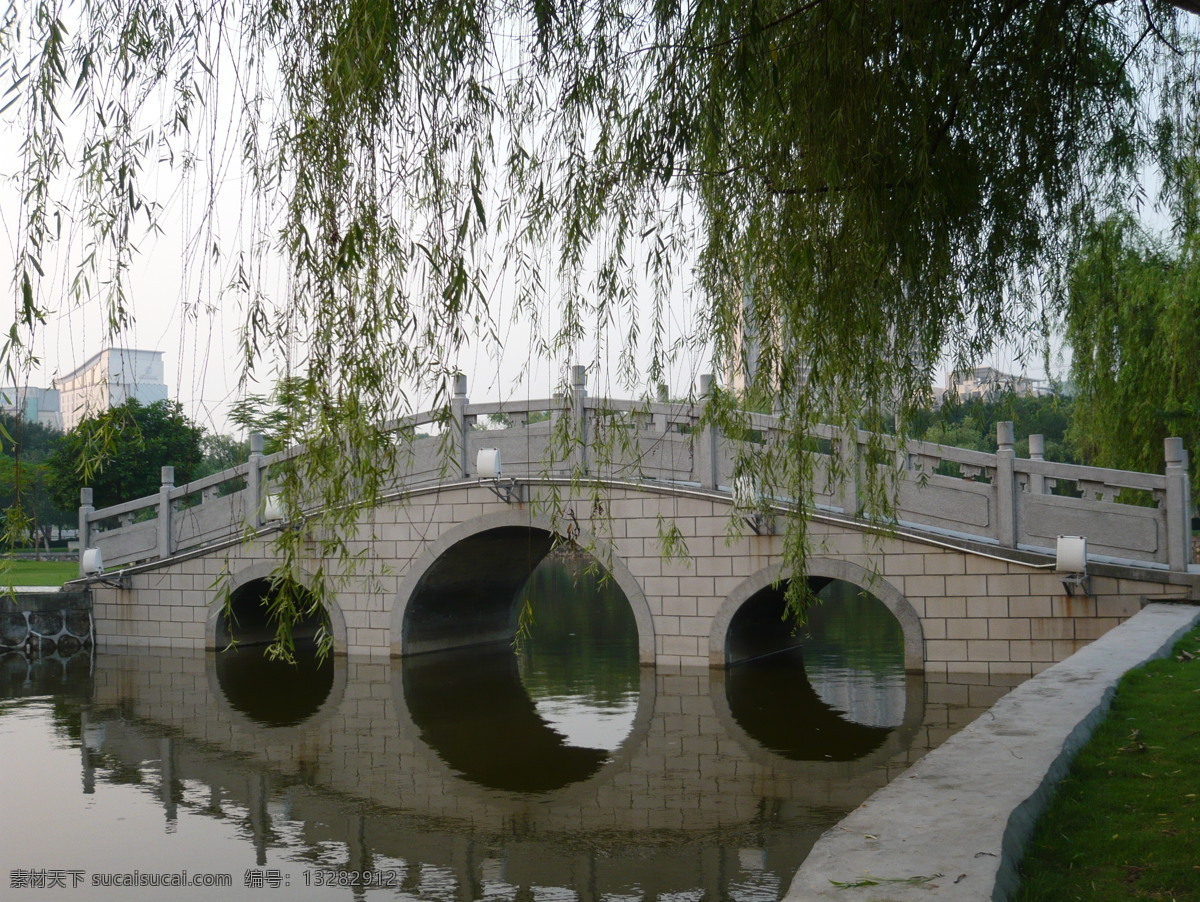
1165 437 1191 572
78 487 93 577
247 433 265 527
571 365 588 475
1027 434 1046 494
158 466 175 560
995 421 1016 548
452 374 469 479
695 374 717 490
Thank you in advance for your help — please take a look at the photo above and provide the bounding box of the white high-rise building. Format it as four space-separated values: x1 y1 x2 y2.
53 348 169 431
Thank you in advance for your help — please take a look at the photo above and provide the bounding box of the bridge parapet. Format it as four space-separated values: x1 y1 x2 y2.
78 373 1193 578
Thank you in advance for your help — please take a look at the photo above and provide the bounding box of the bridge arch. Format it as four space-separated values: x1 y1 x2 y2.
389 507 655 663
708 558 924 671
205 562 350 654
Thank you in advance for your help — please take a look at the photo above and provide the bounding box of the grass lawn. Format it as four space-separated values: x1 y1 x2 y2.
1013 621 1200 901
1 559 79 587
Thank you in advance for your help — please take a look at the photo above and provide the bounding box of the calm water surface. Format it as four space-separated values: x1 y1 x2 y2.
0 560 1021 900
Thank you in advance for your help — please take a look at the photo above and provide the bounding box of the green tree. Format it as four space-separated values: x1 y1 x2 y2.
228 377 309 456
4 1 1198 647
45 400 205 511
194 433 251 482
0 414 71 552
1064 216 1200 498
0 456 72 551
911 394 1076 462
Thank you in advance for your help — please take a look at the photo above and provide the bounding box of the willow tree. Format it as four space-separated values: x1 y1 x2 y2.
3 1 1196 651
1066 216 1200 494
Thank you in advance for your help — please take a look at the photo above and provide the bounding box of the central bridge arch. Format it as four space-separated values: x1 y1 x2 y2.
390 509 656 663
709 558 924 671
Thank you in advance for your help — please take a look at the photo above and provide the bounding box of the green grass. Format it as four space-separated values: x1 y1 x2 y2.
0 559 79 587
1014 623 1200 901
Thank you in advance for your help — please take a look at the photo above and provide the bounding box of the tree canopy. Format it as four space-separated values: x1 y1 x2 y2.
44 399 205 511
4 1 1200 645
1064 216 1200 491
0 413 71 550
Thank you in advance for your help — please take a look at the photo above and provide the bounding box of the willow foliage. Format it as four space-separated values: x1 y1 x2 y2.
1066 216 1200 493
2 1 1194 650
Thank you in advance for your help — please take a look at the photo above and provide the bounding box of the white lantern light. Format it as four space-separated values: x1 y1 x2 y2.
1055 535 1087 573
477 448 502 479
82 547 105 576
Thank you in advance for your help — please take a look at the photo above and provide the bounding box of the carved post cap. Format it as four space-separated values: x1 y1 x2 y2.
160 466 175 487
80 487 93 506
1029 434 1045 459
571 365 587 389
249 432 265 455
699 374 714 397
453 373 468 398
996 421 1015 449
1165 436 1186 466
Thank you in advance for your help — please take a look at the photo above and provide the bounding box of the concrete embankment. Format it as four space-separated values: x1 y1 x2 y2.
785 601 1200 902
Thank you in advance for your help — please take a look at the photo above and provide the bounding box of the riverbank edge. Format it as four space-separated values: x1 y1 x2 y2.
783 601 1200 902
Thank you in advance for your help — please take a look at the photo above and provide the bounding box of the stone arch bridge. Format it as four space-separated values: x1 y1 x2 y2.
78 371 1199 675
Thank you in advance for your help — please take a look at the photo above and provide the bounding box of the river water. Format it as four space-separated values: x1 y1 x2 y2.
0 559 1021 900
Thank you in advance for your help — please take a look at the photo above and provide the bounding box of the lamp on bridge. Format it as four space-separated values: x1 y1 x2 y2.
477 448 523 503
81 547 130 589
1055 535 1089 597
733 475 775 536
82 547 104 576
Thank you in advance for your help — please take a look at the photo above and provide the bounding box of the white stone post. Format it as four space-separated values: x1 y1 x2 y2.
653 383 668 433
837 428 860 517
695 374 718 490
157 466 174 561
247 433 264 527
1164 437 1192 572
570 365 589 475
1028 433 1046 494
78 487 94 578
451 373 469 478
995 421 1017 547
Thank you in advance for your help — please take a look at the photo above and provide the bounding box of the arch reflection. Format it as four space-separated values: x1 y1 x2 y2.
215 644 334 728
403 645 611 792
725 579 906 761
403 551 642 792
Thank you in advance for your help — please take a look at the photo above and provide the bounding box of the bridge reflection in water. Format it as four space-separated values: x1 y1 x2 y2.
0 558 1023 901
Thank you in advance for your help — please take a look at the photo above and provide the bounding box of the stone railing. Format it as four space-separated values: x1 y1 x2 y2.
78 368 1194 575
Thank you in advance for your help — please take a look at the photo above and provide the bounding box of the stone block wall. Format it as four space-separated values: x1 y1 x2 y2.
87 482 1196 674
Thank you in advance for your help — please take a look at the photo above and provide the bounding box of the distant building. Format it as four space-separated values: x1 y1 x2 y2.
943 366 1051 403
53 348 169 431
0 385 63 431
